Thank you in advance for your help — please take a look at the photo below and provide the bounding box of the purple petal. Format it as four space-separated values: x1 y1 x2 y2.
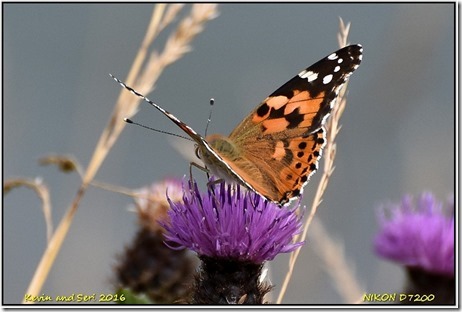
161 178 304 263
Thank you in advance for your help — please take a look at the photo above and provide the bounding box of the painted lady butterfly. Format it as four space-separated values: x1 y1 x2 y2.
112 44 362 206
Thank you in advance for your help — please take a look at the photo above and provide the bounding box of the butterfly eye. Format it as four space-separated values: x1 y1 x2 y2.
195 145 202 160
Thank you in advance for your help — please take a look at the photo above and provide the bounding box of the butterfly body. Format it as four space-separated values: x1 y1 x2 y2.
113 44 363 206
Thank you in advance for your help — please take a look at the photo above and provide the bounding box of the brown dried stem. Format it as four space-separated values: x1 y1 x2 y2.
22 4 218 303
4 178 53 243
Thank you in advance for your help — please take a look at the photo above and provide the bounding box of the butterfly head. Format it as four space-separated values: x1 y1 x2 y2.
195 134 246 183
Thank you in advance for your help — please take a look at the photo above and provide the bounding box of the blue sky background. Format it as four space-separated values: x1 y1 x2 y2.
4 3 454 305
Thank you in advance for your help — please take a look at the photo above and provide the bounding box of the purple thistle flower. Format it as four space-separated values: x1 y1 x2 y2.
161 179 304 264
374 192 454 277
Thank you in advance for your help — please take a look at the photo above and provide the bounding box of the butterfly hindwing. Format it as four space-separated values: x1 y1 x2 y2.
274 128 326 204
206 127 326 205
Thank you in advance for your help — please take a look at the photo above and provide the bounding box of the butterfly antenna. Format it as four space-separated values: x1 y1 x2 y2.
124 118 193 142
110 74 204 143
204 98 214 136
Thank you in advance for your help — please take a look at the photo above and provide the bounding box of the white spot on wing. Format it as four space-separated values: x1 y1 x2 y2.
298 70 318 82
334 65 340 72
327 53 338 60
338 58 343 64
323 74 333 84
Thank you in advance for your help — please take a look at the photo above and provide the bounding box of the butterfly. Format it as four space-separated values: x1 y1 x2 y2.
112 44 362 206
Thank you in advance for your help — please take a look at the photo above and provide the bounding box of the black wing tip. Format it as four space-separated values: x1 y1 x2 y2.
343 44 363 51
337 44 363 67
345 44 363 60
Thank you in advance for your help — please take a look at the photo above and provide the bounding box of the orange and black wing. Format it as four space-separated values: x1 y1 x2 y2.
227 45 363 205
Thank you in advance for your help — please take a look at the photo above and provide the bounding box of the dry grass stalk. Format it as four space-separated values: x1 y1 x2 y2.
310 218 365 303
139 4 219 95
4 178 53 243
84 4 167 185
159 4 185 32
22 4 218 303
276 19 356 304
90 180 147 200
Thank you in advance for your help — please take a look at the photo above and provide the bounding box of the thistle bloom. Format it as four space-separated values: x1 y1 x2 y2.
162 179 304 264
161 179 304 304
374 192 454 277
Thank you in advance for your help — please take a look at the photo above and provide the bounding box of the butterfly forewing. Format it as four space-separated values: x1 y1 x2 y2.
230 45 362 139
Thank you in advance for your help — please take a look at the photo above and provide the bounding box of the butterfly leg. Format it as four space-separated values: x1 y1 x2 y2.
206 178 224 188
188 161 225 193
189 162 223 207
188 162 221 204
189 162 209 183
185 162 207 196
